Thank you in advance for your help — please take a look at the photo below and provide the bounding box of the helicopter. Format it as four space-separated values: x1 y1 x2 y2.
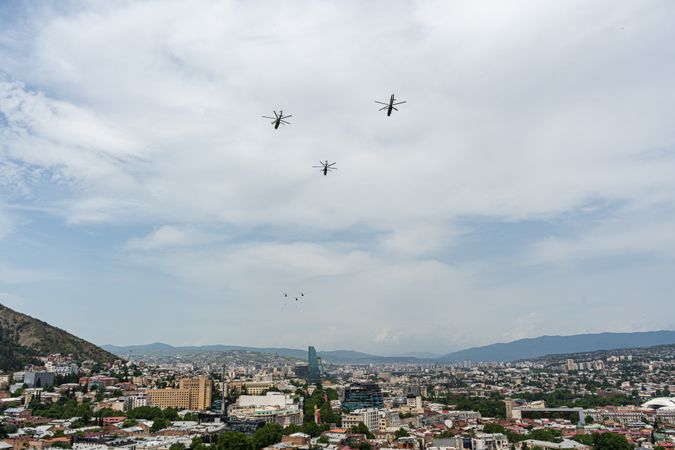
313 160 337 176
375 94 406 116
262 110 292 129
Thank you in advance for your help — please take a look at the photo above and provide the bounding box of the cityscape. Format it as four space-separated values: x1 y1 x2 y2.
3 1 675 450
2 321 675 450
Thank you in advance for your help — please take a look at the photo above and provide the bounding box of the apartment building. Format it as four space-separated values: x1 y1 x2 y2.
147 376 212 411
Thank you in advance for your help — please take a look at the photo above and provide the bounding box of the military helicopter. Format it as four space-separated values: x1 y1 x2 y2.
262 110 292 129
313 160 337 176
375 94 406 116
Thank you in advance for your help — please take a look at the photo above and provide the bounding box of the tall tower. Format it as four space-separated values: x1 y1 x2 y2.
308 346 321 385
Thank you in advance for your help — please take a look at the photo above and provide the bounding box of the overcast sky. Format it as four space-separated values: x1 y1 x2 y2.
1 0 675 356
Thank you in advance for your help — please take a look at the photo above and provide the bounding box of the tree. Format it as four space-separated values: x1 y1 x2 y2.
169 444 185 450
483 423 506 434
151 417 171 433
394 427 410 439
350 422 374 439
217 432 253 450
592 432 632 450
570 434 593 445
182 412 199 422
527 429 562 443
252 423 283 449
122 418 137 428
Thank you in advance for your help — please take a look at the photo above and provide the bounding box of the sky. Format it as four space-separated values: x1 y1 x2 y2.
1 0 675 356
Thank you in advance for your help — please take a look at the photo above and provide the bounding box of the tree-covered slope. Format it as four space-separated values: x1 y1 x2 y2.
0 303 118 371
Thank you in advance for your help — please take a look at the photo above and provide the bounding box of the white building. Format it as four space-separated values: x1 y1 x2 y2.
342 408 380 431
471 433 509 450
124 393 150 411
228 393 302 427
406 395 423 411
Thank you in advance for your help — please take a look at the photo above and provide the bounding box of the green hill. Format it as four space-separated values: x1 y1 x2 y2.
0 303 118 371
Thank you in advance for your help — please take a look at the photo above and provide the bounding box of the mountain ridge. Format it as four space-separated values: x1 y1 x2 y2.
102 329 675 364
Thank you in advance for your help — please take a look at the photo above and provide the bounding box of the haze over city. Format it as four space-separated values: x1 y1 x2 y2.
2 1 675 355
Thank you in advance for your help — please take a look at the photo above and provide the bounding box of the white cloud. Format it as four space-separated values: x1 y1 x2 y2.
125 225 220 250
374 328 401 344
529 215 675 264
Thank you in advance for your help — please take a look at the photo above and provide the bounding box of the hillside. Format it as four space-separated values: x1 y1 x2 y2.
438 330 675 362
0 303 119 371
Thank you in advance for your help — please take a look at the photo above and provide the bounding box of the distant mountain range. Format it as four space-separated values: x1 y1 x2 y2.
437 330 675 362
103 330 675 364
0 303 118 371
100 343 420 364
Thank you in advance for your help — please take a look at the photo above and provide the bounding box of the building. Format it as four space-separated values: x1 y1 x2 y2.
0 374 11 389
294 365 309 379
342 408 380 431
228 381 275 396
23 371 55 388
471 433 509 450
228 393 303 427
405 395 423 412
180 377 213 411
446 410 481 421
343 383 384 411
281 433 310 446
378 409 401 431
308 346 321 385
147 376 212 411
124 393 149 411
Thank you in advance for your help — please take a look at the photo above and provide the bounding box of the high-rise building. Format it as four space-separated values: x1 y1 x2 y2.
147 376 213 411
308 346 321 385
343 383 384 411
566 358 576 372
180 376 213 411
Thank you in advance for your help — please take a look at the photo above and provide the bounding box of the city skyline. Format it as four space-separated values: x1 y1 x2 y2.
2 1 675 354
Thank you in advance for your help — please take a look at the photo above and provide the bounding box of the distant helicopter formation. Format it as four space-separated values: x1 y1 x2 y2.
282 292 305 307
263 93 406 177
273 93 406 307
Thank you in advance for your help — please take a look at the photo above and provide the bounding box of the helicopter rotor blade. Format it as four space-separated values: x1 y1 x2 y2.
392 107 399 111
282 115 293 119
374 101 389 105
262 116 275 119
393 101 407 105
379 106 388 111
274 111 279 118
